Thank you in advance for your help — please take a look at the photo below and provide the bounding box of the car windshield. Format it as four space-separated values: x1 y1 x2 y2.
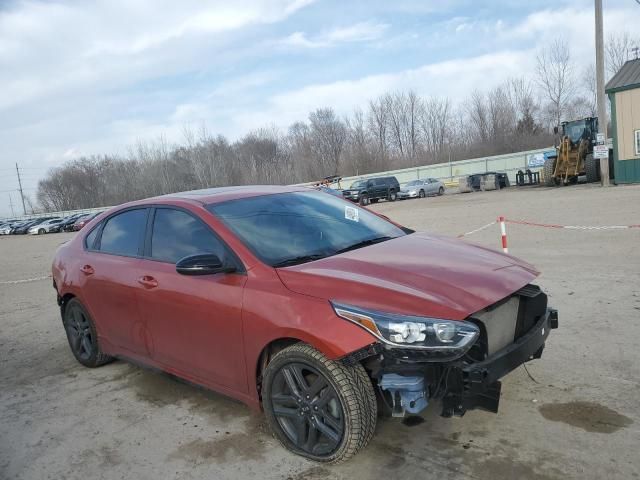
350 180 366 189
208 191 405 267
405 180 421 187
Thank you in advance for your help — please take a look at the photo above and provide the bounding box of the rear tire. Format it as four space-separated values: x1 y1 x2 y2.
438 187 444 195
63 298 113 368
262 343 377 464
585 153 599 183
543 158 557 187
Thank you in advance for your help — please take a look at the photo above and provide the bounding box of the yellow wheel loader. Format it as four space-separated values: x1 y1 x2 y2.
543 117 600 186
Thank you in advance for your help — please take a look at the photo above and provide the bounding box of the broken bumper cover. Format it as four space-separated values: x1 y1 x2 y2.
441 307 558 417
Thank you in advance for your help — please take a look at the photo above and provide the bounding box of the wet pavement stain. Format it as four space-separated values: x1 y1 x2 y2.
286 466 332 480
539 401 633 433
122 367 250 422
167 428 267 463
473 455 564 480
401 416 425 427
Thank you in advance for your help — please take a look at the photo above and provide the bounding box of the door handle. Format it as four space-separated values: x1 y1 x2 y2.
138 275 158 289
80 265 94 275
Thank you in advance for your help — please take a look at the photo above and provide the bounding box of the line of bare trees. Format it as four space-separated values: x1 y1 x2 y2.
36 33 639 212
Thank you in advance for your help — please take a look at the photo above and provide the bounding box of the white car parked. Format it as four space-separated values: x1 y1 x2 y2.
28 218 63 235
398 178 445 199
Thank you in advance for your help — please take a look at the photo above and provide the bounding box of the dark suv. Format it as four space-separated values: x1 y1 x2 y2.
342 176 400 205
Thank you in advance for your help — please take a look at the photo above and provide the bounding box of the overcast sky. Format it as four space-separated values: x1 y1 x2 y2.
0 0 638 216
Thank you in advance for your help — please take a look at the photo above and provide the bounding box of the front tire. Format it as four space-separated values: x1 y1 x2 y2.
543 158 557 186
359 194 369 206
418 190 425 198
262 343 376 463
438 187 444 195
38 228 45 235
63 298 113 368
585 153 599 183
388 190 397 202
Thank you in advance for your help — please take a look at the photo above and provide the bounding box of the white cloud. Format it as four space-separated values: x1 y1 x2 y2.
231 50 533 133
0 0 312 110
281 21 389 48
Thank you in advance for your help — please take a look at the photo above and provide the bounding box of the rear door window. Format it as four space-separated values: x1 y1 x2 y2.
150 208 226 264
98 209 147 257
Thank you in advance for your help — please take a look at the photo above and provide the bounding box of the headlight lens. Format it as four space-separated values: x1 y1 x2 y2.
332 302 479 355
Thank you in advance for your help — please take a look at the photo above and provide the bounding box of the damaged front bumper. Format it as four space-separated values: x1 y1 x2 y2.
440 307 558 417
346 292 558 418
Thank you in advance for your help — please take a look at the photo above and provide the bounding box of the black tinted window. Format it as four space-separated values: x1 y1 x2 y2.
151 208 225 264
99 209 147 256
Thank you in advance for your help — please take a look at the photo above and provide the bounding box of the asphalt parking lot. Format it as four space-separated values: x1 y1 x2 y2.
1 184 639 480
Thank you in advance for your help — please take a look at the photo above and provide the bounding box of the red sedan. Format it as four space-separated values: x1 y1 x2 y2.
52 185 557 463
71 212 100 231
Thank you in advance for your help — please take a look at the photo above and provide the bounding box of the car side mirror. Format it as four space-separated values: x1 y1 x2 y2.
176 253 235 276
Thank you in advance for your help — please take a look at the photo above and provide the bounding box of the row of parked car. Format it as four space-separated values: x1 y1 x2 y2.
0 212 102 236
318 175 446 205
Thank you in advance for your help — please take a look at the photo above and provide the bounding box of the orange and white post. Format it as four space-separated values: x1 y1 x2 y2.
498 216 508 253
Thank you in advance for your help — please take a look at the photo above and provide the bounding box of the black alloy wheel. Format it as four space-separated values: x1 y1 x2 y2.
63 299 113 368
262 344 376 463
270 362 344 456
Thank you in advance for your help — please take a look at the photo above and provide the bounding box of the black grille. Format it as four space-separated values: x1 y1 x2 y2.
514 286 547 340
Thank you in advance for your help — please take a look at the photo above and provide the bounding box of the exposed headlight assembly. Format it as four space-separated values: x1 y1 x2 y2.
331 302 479 359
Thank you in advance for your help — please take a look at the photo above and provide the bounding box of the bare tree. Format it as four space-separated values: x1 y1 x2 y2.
605 32 639 77
419 97 451 164
367 96 389 159
308 108 347 177
36 83 563 213
536 38 575 127
581 63 597 117
345 108 374 175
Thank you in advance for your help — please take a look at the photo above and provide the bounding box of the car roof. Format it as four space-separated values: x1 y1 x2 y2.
139 185 310 206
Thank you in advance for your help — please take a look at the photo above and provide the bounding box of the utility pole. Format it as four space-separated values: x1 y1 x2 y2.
595 0 610 186
15 162 27 215
9 194 15 217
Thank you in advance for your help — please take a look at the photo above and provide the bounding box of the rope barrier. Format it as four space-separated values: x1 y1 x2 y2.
504 218 640 230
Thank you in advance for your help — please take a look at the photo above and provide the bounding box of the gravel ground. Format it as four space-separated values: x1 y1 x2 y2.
1 183 639 480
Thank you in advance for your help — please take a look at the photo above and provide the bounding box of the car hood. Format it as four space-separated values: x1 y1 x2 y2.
276 232 539 320
400 186 418 192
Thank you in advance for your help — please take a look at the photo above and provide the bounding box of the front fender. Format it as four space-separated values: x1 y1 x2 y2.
241 283 377 402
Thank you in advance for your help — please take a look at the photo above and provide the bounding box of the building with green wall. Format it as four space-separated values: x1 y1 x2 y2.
606 58 640 184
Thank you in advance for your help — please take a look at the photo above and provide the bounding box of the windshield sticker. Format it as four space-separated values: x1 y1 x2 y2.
345 206 359 222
